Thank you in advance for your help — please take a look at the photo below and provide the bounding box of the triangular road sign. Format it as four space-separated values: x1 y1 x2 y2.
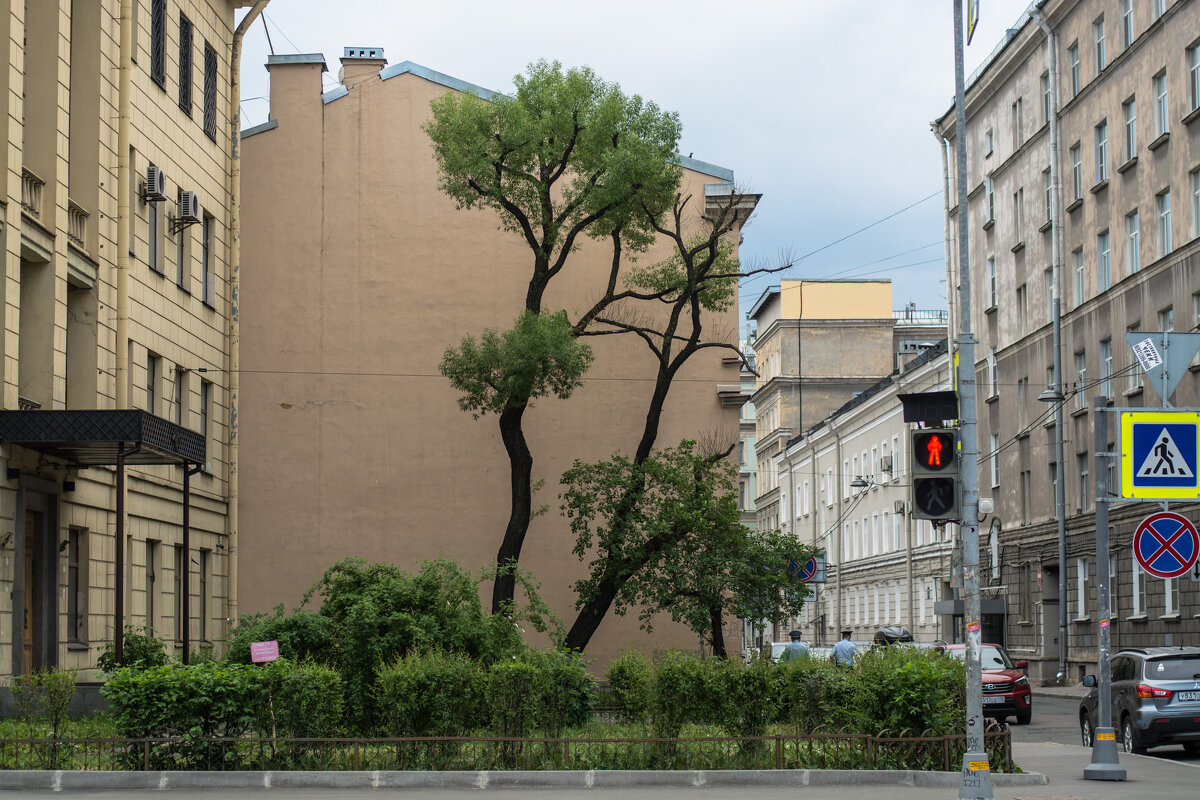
1136 428 1195 479
1125 332 1200 404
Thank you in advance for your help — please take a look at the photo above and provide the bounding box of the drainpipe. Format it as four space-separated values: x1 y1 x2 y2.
1031 2 1069 685
930 125 956 359
116 0 132 407
227 0 272 632
831 419 844 636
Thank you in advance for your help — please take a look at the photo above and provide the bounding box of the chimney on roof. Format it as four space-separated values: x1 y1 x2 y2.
339 46 387 88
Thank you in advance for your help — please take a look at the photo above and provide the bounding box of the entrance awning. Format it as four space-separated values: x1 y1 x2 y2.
0 409 204 466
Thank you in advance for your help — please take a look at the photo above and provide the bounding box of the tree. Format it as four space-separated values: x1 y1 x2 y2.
426 60 682 613
561 441 814 657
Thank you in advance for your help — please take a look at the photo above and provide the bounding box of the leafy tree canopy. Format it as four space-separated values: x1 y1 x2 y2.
423 59 683 260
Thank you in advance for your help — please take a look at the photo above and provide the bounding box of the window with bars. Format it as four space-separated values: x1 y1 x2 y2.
150 0 165 89
203 43 218 141
179 14 193 115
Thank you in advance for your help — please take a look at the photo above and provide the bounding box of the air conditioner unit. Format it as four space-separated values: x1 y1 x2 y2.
145 165 168 202
893 500 906 515
179 191 202 224
880 455 894 474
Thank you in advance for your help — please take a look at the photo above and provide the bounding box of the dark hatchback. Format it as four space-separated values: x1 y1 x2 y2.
1079 646 1200 755
944 643 1033 725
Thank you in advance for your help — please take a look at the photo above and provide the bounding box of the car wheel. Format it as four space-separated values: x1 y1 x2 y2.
1080 713 1093 747
1184 742 1200 756
1122 716 1147 755
1015 710 1032 725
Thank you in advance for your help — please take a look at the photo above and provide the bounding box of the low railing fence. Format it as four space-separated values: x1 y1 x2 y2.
0 729 1012 773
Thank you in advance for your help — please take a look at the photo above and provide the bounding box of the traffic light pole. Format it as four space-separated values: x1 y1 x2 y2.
952 2 990 798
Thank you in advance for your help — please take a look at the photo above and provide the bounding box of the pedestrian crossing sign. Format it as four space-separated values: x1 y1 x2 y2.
1121 411 1200 499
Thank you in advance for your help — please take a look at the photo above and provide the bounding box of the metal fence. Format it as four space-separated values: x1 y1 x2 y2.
0 729 1012 772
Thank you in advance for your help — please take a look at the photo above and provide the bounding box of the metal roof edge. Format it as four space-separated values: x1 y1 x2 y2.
379 60 502 100
746 286 781 320
240 119 278 138
676 155 734 182
267 53 328 71
322 85 349 104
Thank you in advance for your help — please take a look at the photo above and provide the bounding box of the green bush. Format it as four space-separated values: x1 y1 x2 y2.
774 658 859 732
530 649 596 737
650 651 718 738
605 649 652 724
102 662 264 740
256 659 345 738
9 667 77 767
713 657 775 740
96 626 169 673
375 650 487 737
225 607 335 666
851 646 965 735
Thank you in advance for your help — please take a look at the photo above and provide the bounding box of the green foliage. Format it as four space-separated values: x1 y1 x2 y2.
10 667 77 746
775 658 859 732
625 236 739 312
96 626 169 673
605 649 653 724
851 646 966 735
255 659 345 738
375 650 488 737
440 310 594 418
649 651 717 738
532 649 597 737
563 441 814 650
225 606 335 666
303 557 524 732
101 662 265 741
713 657 775 741
486 650 596 740
424 59 681 256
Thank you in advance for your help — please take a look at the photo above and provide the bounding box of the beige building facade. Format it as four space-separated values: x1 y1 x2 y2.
935 0 1200 683
1 0 249 688
238 52 750 665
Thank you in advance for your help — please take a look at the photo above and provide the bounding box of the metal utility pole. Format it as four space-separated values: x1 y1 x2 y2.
1085 396 1126 780
952 2 990 797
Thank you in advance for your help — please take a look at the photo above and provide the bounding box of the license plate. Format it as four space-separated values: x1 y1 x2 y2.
982 695 1005 704
1178 691 1200 702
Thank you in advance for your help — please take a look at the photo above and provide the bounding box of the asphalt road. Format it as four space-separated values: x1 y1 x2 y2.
1013 694 1200 764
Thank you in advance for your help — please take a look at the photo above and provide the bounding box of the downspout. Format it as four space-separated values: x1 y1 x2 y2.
227 0 272 630
831 419 844 636
116 0 132 407
931 124 956 358
1031 2 1069 685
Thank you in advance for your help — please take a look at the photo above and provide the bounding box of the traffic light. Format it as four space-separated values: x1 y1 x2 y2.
910 427 961 521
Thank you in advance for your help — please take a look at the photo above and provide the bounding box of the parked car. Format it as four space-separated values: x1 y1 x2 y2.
942 643 1033 725
1079 646 1200 755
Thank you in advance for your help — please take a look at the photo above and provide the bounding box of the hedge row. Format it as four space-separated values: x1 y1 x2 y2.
607 646 967 737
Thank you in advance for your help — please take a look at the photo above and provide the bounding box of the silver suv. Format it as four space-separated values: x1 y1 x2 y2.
1079 646 1200 755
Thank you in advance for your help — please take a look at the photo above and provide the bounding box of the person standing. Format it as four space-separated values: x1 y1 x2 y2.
779 629 810 662
831 629 857 666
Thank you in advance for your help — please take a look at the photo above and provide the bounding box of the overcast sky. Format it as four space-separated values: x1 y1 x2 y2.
237 0 1035 324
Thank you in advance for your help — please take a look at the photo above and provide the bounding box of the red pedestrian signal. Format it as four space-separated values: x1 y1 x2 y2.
910 428 960 521
913 430 955 471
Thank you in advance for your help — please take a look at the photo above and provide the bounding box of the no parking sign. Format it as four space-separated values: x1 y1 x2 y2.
1133 511 1200 580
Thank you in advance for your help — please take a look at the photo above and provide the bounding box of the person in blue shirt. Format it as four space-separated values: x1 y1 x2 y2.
831 629 858 666
779 629 810 662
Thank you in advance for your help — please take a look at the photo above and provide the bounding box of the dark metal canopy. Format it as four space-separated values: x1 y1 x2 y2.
0 409 205 466
897 390 959 425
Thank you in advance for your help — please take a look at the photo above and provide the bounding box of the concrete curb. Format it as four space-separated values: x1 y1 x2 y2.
0 768 1050 790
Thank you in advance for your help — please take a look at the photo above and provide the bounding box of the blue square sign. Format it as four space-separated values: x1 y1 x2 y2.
1122 412 1200 498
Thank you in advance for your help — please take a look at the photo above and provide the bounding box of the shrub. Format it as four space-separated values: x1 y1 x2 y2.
96 626 169 673
10 667 78 766
852 646 965 735
529 649 596 737
605 649 652 724
375 650 487 737
225 607 335 666
775 658 858 732
102 662 264 740
713 656 775 740
256 659 345 738
650 651 718 738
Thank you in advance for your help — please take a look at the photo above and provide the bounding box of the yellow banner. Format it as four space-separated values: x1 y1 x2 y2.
968 759 990 771
1097 732 1116 741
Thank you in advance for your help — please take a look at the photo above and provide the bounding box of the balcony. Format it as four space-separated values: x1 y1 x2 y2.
893 308 949 326
67 200 89 251
21 168 44 220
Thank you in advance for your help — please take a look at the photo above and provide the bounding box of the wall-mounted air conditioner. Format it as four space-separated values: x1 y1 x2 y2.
880 455 893 474
145 165 168 202
179 191 202 224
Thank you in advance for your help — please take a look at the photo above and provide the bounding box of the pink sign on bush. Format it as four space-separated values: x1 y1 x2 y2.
250 640 280 663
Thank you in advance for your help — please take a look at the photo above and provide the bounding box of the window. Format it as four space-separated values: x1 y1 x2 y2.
1020 469 1031 523
131 0 139 63
176 209 190 290
1013 188 1024 242
203 43 218 141
826 468 834 506
172 367 184 425
989 434 999 487
201 215 214 306
1152 0 1165 22
178 14 193 115
1128 322 1143 390
1093 16 1106 73
128 148 137 256
146 351 160 413
148 171 162 273
67 529 87 643
173 544 184 642
984 128 993 156
1193 293 1200 366
1100 338 1113 397
145 540 158 633
1075 557 1090 619
1042 167 1052 223
1016 284 1028 333
1125 210 1140 273
1164 577 1179 617
1068 42 1080 97
984 176 995 223
1121 0 1133 48
1122 97 1136 162
1075 350 1087 411
1012 97 1023 148
149 0 165 88
1041 72 1051 124
1159 306 1174 333
1097 230 1110 291
1131 561 1148 617
1073 247 1084 304
1078 452 1090 510
1044 267 1054 321
198 550 209 642
987 347 997 398
986 256 996 307
1094 120 1108 183
1189 44 1200 112
1017 376 1029 428
1019 563 1032 622
1153 70 1168 138
1069 143 1082 200
1157 190 1172 257
1192 169 1200 239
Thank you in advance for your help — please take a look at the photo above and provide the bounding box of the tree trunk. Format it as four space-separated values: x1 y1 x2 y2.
708 605 726 659
492 403 532 614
